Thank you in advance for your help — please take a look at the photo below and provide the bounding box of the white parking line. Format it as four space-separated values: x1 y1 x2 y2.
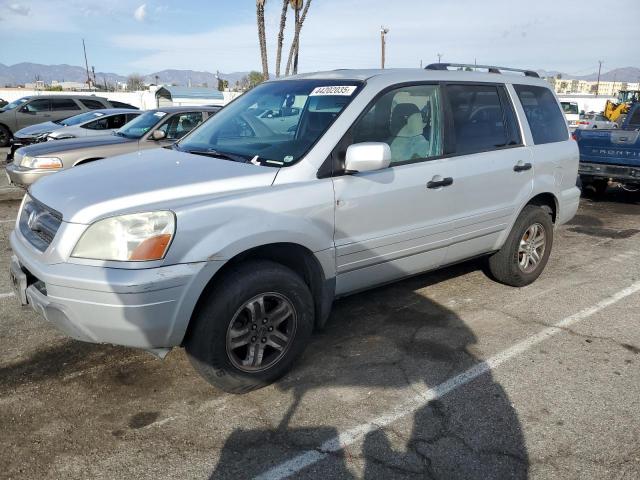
0 292 15 299
255 281 640 480
0 218 16 223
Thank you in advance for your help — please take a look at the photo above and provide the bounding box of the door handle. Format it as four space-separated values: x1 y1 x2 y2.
427 176 454 189
513 162 532 172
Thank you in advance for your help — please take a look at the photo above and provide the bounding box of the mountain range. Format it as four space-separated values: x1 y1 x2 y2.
0 62 249 87
1 62 639 88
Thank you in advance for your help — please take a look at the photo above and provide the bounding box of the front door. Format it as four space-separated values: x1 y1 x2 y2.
16 98 52 130
332 84 459 295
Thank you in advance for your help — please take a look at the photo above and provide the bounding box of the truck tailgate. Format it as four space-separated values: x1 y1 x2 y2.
576 129 640 167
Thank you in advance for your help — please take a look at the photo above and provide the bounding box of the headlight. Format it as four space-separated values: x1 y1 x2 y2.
20 156 63 169
71 211 175 262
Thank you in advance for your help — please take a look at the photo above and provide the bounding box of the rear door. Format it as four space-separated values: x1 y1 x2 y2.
16 98 52 129
49 98 83 123
444 83 533 264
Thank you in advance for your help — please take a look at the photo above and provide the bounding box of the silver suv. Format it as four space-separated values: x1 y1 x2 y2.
10 65 580 393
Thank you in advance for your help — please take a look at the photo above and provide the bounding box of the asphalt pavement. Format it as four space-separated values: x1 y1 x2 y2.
0 163 639 479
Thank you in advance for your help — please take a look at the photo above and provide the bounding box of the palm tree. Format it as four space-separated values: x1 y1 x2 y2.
285 0 312 76
256 0 269 80
275 0 289 77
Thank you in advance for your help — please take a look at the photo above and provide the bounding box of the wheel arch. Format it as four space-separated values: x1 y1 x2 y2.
181 242 335 346
526 192 558 223
494 192 559 251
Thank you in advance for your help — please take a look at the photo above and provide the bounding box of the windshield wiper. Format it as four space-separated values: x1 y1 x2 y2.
184 149 252 163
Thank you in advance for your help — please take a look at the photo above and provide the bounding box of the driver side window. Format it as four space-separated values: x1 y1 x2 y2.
22 99 51 113
352 84 443 164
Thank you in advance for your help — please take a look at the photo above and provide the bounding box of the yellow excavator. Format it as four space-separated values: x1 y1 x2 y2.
604 90 640 124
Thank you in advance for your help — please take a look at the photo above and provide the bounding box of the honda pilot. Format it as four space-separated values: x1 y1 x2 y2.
10 65 580 393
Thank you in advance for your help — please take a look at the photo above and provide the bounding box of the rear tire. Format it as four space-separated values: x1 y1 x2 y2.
0 125 11 148
185 260 314 394
488 205 554 287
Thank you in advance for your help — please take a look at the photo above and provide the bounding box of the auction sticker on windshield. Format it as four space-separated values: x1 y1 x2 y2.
154 112 167 117
309 86 357 96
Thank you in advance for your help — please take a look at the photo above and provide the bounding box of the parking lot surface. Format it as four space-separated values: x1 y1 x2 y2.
1 170 639 479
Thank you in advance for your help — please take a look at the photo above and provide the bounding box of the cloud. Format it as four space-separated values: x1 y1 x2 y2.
7 3 30 15
133 3 146 22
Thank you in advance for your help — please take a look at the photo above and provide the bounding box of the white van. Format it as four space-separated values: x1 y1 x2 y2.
561 101 580 130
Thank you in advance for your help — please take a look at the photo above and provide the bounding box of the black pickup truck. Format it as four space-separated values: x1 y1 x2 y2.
575 103 640 195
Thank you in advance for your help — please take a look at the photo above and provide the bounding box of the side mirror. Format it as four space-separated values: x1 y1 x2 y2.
345 142 391 173
151 129 166 141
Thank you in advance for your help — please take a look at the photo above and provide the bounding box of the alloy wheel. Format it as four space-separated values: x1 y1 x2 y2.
225 293 297 372
518 223 546 273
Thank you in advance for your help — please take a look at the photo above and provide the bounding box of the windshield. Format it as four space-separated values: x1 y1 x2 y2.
178 79 363 166
58 111 105 126
3 97 29 110
115 110 165 139
561 102 579 115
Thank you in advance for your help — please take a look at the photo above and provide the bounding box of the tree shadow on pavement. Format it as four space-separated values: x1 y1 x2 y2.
209 260 528 479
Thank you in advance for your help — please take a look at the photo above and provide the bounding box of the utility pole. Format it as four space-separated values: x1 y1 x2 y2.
380 26 389 69
420 59 423 69
595 60 603 97
437 53 443 63
82 39 91 89
91 66 96 92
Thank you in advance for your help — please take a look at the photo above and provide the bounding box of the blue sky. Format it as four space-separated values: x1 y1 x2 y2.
0 0 638 75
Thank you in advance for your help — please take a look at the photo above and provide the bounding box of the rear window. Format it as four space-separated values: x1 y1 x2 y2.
446 84 519 155
51 98 81 111
80 99 106 110
109 101 138 109
561 102 579 115
514 85 568 144
628 108 640 128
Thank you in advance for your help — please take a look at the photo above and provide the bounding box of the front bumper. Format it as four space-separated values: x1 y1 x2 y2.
10 230 216 349
5 162 56 187
6 136 41 162
579 162 640 183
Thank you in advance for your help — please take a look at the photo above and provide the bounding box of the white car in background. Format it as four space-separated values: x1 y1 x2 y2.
577 112 618 129
561 101 580 130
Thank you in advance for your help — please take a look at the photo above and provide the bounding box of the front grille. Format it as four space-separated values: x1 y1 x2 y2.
19 197 63 252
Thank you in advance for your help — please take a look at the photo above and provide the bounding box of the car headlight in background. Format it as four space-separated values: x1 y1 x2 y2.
20 155 63 169
71 211 175 262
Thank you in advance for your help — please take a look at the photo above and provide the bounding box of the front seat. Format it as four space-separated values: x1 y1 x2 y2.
390 103 420 137
390 112 429 162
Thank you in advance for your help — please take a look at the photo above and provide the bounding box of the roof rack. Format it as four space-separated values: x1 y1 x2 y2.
425 63 540 78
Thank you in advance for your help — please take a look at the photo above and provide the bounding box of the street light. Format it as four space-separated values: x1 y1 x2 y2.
381 26 389 69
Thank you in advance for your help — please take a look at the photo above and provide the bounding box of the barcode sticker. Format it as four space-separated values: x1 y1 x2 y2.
309 86 357 96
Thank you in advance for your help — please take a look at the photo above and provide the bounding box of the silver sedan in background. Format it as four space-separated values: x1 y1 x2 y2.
577 112 618 129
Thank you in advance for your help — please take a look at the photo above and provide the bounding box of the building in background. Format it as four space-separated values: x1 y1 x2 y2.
546 77 639 96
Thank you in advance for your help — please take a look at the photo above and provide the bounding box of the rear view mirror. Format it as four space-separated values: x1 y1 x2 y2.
345 142 391 173
151 129 166 141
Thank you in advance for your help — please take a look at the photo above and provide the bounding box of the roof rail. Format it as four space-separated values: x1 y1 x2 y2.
425 63 540 78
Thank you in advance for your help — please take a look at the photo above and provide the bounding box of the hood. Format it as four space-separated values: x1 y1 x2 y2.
15 121 59 138
16 134 132 157
29 147 279 224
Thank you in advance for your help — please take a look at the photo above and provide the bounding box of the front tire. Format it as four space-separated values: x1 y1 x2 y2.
488 205 554 287
185 260 314 393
